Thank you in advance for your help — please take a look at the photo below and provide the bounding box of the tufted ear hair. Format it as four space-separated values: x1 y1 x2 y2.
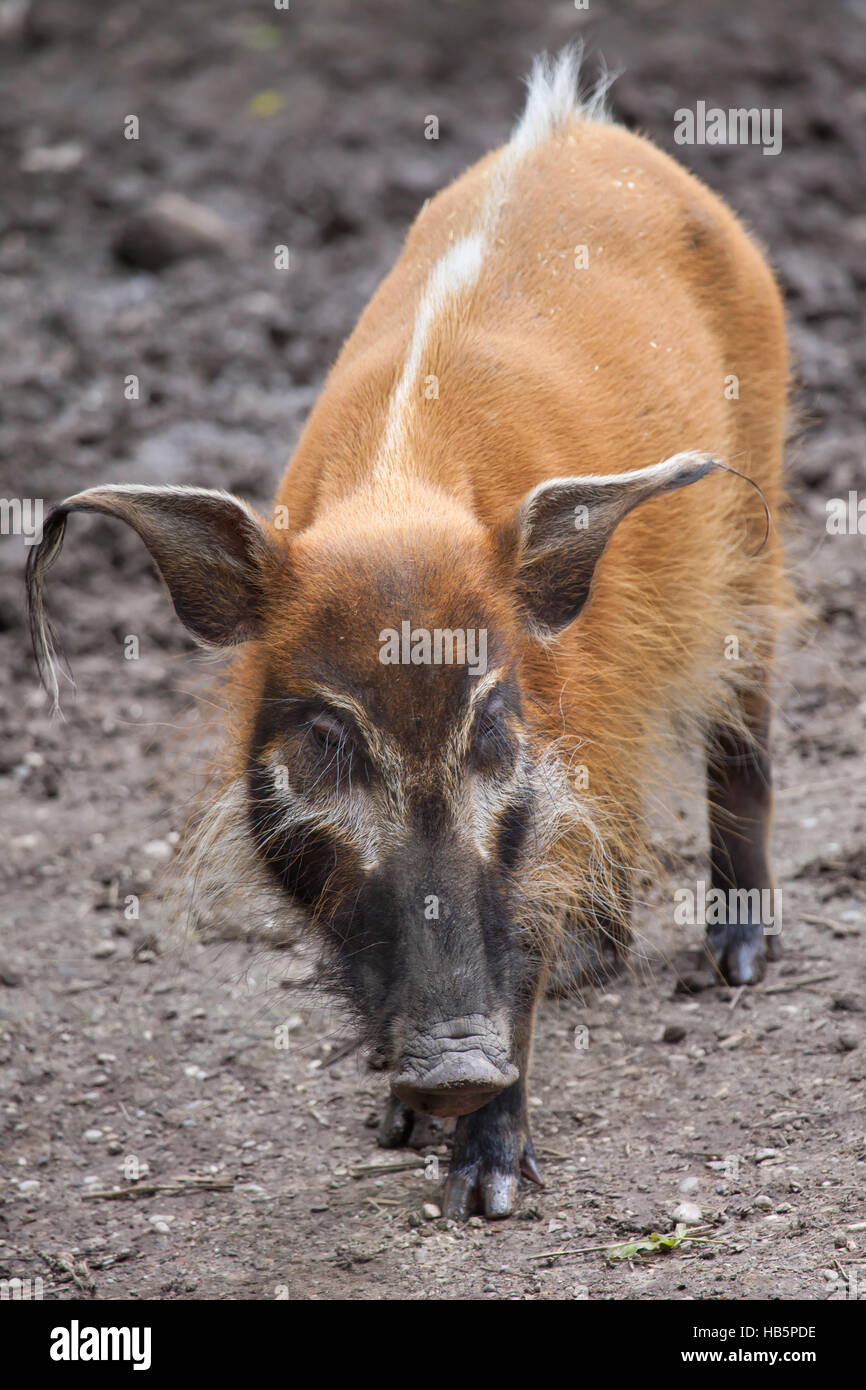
502 451 721 636
25 483 278 714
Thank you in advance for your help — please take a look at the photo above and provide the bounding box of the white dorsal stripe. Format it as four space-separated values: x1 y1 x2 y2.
373 44 613 478
376 232 485 475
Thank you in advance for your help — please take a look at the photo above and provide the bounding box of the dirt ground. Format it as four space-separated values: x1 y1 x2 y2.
1 0 864 1302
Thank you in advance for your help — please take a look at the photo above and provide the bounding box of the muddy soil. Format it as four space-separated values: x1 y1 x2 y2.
0 0 864 1300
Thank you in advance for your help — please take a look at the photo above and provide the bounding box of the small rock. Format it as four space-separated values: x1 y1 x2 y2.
21 142 84 174
83 1129 103 1143
422 1203 441 1221
673 1202 702 1224
679 1176 700 1195
675 971 713 995
92 941 117 959
663 1024 687 1044
113 193 240 272
17 1179 40 1193
833 995 863 1013
836 1032 859 1052
0 963 21 987
754 1194 773 1211
755 1148 779 1162
107 1140 123 1155
142 839 173 859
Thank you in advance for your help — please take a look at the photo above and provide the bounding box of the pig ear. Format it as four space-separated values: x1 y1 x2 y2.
25 484 277 714
505 451 720 637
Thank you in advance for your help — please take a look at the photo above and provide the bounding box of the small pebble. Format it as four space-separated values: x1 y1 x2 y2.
754 1195 773 1211
833 994 863 1013
84 1129 103 1143
422 1203 441 1221
663 1024 687 1044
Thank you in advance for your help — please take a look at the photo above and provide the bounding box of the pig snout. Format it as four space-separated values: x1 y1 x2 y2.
391 1015 519 1117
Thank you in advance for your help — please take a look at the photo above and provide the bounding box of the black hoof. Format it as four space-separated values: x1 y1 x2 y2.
706 919 778 985
443 1135 542 1221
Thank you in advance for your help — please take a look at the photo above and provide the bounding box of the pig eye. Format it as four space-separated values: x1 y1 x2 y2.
307 713 349 757
473 699 514 771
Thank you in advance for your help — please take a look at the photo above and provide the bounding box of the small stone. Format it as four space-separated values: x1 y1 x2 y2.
754 1194 773 1211
755 1148 779 1162
83 1129 103 1143
135 950 157 964
17 1179 40 1193
663 1024 687 1044
142 839 172 859
675 971 713 994
679 1176 700 1195
833 994 863 1013
92 941 117 959
21 142 84 174
673 1202 702 1224
113 193 240 272
422 1203 441 1221
107 1140 123 1155
836 1032 859 1052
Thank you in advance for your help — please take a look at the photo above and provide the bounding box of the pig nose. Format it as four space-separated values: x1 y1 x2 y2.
392 1017 519 1118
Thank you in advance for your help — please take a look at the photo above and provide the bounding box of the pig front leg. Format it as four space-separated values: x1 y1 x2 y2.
378 1013 542 1219
442 1019 542 1220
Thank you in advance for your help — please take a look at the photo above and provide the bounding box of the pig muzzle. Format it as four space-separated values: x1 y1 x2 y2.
391 1015 519 1117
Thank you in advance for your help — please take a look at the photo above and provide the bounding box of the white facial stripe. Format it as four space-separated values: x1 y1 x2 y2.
467 667 508 708
264 751 384 871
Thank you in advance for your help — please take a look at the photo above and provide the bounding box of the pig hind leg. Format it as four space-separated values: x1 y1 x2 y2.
546 869 632 996
705 677 779 985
